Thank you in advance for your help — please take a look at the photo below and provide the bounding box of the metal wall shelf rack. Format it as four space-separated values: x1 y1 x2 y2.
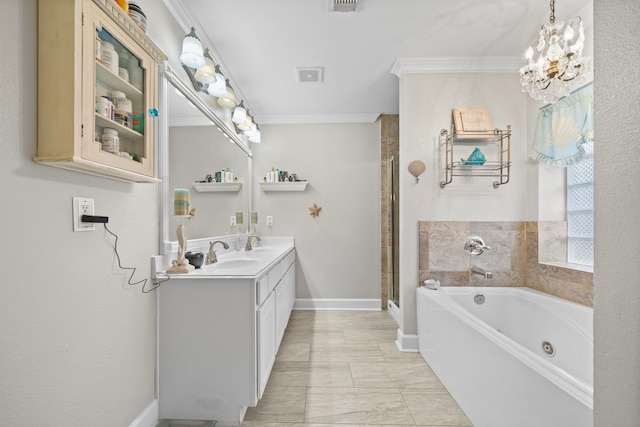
439 125 511 189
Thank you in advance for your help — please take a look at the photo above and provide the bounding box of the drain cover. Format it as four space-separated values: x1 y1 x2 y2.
542 341 555 356
474 294 485 304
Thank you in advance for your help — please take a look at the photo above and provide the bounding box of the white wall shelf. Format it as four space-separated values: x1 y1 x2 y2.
260 182 308 192
193 182 242 192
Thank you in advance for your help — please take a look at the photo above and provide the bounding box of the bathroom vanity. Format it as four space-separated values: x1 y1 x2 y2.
157 238 295 425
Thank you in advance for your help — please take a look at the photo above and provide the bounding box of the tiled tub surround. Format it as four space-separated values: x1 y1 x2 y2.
418 221 594 306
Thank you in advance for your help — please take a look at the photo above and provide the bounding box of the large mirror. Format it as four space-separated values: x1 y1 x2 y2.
159 64 252 254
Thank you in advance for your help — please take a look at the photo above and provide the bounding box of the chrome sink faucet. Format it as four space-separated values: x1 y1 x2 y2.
206 240 229 264
245 235 261 251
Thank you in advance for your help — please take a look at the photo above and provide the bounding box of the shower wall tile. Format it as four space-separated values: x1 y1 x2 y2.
510 232 527 273
428 231 470 271
539 221 568 263
426 271 469 287
470 221 523 231
543 275 593 306
470 230 514 271
530 274 552 294
418 231 429 270
430 221 469 232
549 265 593 286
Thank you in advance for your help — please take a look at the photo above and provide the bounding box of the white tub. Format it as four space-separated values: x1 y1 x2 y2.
417 286 593 427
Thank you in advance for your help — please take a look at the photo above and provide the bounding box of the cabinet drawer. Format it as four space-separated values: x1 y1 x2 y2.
256 276 270 306
267 266 281 292
285 252 295 270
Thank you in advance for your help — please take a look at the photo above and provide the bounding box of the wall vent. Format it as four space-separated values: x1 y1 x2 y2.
295 67 324 83
331 0 358 12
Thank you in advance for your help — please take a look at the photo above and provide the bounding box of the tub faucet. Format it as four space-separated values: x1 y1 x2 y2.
471 266 493 279
245 235 261 251
206 240 229 264
465 236 491 255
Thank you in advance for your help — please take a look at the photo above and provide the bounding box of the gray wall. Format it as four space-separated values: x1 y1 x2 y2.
594 0 640 424
0 1 158 425
253 123 381 303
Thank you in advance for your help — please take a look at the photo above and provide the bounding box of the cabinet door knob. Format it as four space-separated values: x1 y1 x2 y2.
149 108 158 117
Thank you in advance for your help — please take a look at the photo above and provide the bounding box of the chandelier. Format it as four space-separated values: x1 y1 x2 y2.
519 0 588 104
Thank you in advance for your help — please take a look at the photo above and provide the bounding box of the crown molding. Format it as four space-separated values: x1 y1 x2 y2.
391 57 522 77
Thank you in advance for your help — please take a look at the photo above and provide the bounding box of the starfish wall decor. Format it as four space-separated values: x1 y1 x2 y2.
308 203 322 218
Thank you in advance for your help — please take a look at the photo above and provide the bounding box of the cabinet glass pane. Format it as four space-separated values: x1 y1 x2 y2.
95 27 147 162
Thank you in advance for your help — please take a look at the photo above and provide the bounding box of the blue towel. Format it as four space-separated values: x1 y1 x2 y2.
530 83 594 167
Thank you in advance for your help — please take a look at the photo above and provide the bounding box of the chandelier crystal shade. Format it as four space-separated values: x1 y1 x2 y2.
519 0 588 104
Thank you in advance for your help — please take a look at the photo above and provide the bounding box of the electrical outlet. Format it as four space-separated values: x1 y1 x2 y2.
230 215 237 226
266 216 274 227
73 197 95 231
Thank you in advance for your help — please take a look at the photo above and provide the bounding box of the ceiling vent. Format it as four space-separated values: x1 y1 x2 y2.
296 67 324 83
331 0 358 12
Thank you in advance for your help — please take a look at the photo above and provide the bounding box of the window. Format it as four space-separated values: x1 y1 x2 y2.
566 154 594 266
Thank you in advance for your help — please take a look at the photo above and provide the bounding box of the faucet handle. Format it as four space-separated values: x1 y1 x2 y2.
465 236 490 255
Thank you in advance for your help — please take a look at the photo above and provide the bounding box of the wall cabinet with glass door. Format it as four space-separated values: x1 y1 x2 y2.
35 0 166 182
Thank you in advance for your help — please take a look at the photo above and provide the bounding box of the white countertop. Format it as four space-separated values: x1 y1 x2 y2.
155 236 294 279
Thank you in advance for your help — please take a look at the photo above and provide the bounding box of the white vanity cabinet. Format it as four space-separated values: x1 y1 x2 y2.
159 247 296 426
257 250 296 397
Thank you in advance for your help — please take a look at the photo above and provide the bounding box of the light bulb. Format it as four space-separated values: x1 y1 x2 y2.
195 53 216 85
217 85 236 108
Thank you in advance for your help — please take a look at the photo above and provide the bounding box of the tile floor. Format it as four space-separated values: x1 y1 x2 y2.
241 310 472 426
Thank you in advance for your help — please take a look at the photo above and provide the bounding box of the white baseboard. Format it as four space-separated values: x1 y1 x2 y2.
294 298 381 311
128 399 158 427
395 328 419 352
